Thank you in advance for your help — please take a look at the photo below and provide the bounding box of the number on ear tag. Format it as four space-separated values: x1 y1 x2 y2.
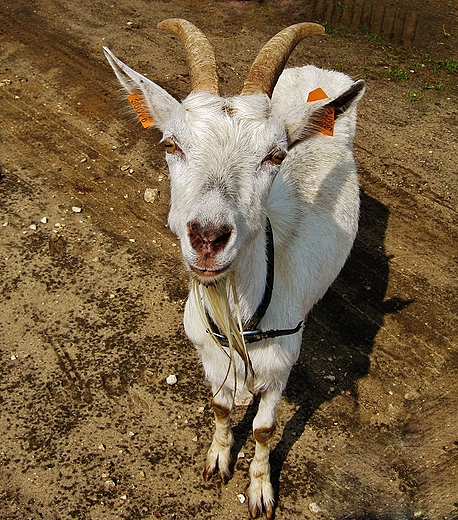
127 92 154 129
317 106 335 136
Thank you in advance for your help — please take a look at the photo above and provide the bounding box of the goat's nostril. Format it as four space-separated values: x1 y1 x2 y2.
213 228 232 249
188 221 233 255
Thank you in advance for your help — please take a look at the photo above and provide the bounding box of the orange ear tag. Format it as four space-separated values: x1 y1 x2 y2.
307 87 328 102
307 87 335 137
127 92 154 129
317 106 335 136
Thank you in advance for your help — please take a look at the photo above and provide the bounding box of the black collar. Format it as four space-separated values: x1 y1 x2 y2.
207 217 303 345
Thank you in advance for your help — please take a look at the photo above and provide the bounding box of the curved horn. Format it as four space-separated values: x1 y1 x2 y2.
158 18 220 96
241 22 325 97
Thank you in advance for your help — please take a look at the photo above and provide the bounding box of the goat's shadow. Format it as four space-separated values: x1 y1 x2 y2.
231 187 412 502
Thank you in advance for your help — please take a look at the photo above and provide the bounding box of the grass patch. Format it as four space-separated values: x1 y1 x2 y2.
318 21 347 37
423 79 445 91
414 54 458 74
443 58 457 73
407 90 421 101
361 26 389 45
371 67 410 82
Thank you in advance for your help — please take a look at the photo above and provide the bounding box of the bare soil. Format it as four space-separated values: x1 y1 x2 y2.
1 1 457 519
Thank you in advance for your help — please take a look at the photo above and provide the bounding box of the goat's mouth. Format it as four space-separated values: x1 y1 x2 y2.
190 264 231 284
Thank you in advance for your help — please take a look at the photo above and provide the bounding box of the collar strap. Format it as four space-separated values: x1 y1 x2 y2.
243 216 274 330
210 320 303 346
206 217 303 345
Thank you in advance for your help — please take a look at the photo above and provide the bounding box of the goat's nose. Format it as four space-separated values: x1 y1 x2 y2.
188 221 233 256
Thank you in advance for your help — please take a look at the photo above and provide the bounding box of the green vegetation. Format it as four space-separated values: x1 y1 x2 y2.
310 16 456 103
369 67 410 82
317 21 347 37
361 27 389 45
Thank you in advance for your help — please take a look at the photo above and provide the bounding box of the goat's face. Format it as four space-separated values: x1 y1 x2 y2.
164 93 286 283
103 20 362 285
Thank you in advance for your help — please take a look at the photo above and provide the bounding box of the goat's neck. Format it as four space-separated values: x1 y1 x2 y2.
234 174 298 324
233 228 269 326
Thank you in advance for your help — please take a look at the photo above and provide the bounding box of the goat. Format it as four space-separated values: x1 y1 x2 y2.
104 19 365 519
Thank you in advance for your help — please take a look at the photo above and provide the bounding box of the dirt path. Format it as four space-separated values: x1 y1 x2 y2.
1 1 457 519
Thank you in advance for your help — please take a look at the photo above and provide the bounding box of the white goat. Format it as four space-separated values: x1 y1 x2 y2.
104 19 365 519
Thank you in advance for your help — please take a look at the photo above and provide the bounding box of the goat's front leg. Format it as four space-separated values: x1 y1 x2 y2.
203 387 234 484
247 386 282 520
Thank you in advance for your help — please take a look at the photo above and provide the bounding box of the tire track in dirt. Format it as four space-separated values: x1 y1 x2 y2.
2 87 178 260
1 2 180 261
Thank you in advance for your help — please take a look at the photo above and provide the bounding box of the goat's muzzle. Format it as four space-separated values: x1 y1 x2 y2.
187 220 233 280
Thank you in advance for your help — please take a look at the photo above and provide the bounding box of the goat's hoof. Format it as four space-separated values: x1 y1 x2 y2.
265 503 274 520
203 466 212 481
249 504 274 520
247 479 275 519
220 471 230 485
249 504 260 519
202 465 230 484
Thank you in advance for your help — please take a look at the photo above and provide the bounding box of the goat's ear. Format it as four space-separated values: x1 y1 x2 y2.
103 47 181 131
325 79 365 118
287 79 365 145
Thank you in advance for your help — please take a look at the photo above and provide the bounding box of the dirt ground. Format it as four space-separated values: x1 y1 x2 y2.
1 0 457 519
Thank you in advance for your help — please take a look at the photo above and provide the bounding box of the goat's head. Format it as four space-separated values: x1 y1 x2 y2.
104 19 364 285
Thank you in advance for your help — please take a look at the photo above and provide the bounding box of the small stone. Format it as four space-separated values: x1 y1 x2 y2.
104 478 116 489
309 502 322 514
138 470 146 481
166 374 177 386
80 157 87 163
29 224 37 230
120 495 127 501
72 206 82 213
237 452 245 459
237 493 246 504
40 217 48 224
405 390 420 401
192 436 198 442
120 165 130 171
98 443 106 451
10 354 17 361
144 188 159 203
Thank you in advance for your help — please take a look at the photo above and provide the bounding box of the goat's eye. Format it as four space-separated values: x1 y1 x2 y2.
163 139 178 154
271 150 286 165
265 149 286 166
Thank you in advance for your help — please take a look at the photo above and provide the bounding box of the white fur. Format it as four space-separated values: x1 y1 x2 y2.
105 45 365 518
